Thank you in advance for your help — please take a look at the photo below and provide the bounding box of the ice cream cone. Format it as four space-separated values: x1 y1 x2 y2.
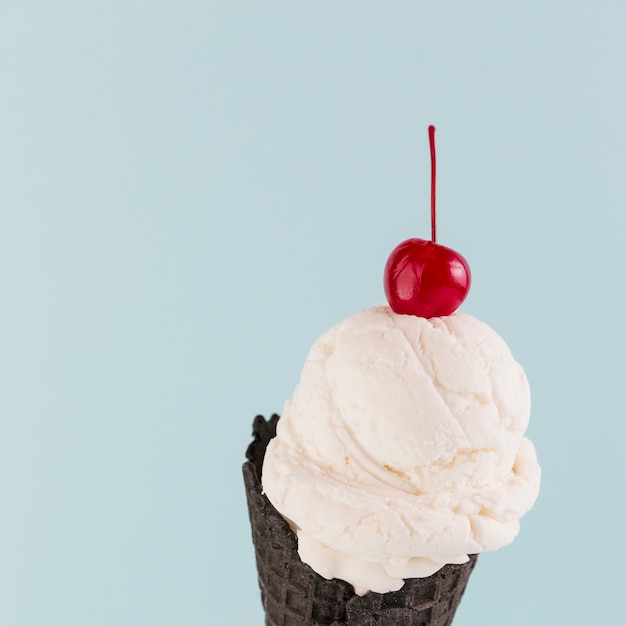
244 415 478 626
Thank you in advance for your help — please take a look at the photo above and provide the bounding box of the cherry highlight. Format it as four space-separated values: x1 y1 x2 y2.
383 125 471 318
428 125 437 243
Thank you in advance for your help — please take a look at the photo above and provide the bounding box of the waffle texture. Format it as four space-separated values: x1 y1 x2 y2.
243 414 478 626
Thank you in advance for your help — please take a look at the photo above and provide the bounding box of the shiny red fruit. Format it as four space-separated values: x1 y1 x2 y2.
384 238 471 318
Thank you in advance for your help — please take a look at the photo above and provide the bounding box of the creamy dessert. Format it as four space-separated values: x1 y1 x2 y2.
262 306 540 595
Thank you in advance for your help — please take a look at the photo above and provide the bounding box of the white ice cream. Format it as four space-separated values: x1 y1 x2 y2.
262 306 541 595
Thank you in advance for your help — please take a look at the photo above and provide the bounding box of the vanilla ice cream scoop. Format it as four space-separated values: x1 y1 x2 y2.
262 305 540 595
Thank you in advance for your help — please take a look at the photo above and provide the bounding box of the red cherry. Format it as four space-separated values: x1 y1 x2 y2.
383 126 471 318
384 238 471 317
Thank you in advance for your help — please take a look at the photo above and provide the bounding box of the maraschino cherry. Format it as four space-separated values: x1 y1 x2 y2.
384 126 471 318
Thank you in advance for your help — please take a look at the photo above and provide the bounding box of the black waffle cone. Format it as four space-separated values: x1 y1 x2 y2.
243 415 478 626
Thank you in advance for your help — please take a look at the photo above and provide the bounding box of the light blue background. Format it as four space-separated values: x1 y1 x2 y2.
1 2 624 624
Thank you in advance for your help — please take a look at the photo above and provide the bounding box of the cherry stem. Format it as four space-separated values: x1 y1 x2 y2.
428 125 437 242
